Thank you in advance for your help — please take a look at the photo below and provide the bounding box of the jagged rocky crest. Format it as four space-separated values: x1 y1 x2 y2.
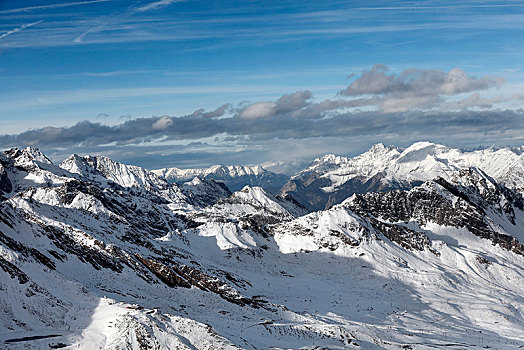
344 168 524 255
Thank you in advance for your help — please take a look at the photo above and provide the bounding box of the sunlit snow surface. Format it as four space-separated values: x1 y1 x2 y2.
0 146 523 349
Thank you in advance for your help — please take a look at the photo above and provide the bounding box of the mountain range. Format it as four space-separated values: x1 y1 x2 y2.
152 164 289 195
0 143 523 349
279 141 524 211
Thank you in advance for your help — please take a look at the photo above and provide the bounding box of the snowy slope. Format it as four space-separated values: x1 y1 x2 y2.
1 147 524 349
280 141 524 211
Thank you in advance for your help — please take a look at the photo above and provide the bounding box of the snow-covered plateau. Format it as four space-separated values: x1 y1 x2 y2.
1 144 524 349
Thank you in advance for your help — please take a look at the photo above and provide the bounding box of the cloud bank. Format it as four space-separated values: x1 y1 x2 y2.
1 65 523 167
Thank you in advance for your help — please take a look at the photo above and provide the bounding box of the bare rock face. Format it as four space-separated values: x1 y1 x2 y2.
135 254 262 307
0 163 12 197
180 177 232 207
345 168 524 256
367 218 431 251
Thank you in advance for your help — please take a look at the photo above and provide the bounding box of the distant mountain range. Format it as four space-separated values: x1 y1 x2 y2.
152 164 289 194
152 142 524 213
279 142 524 211
1 144 523 348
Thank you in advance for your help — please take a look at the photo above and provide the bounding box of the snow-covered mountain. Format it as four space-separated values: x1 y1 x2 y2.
280 141 524 211
1 146 524 349
152 164 289 194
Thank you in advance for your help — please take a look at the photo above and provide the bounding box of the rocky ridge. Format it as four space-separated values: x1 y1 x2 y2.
280 141 524 211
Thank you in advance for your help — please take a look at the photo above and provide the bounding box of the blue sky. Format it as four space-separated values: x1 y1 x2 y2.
1 0 524 169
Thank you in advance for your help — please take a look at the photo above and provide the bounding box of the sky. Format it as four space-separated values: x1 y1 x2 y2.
1 0 524 170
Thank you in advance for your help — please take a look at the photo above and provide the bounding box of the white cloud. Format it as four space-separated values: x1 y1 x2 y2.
339 65 506 112
152 116 173 130
441 93 524 111
341 65 504 98
239 91 313 119
240 102 276 119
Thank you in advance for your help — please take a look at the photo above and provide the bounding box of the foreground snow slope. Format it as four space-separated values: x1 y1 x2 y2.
0 147 523 349
280 141 524 211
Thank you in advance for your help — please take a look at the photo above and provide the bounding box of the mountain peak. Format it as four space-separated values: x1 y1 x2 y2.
311 154 350 168
60 153 189 205
215 185 305 218
402 141 449 154
188 176 203 185
396 141 453 164
5 146 53 166
369 142 386 152
315 154 339 162
359 143 402 159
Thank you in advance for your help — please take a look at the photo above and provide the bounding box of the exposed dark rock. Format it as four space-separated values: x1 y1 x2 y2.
136 254 261 307
277 193 308 212
346 170 524 255
0 163 12 197
180 178 232 207
0 256 30 284
36 223 123 272
368 218 430 251
475 255 491 266
135 254 192 288
240 215 272 238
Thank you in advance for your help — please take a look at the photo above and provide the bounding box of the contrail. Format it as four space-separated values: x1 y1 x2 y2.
134 0 185 12
0 20 43 40
73 0 186 43
0 0 112 14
